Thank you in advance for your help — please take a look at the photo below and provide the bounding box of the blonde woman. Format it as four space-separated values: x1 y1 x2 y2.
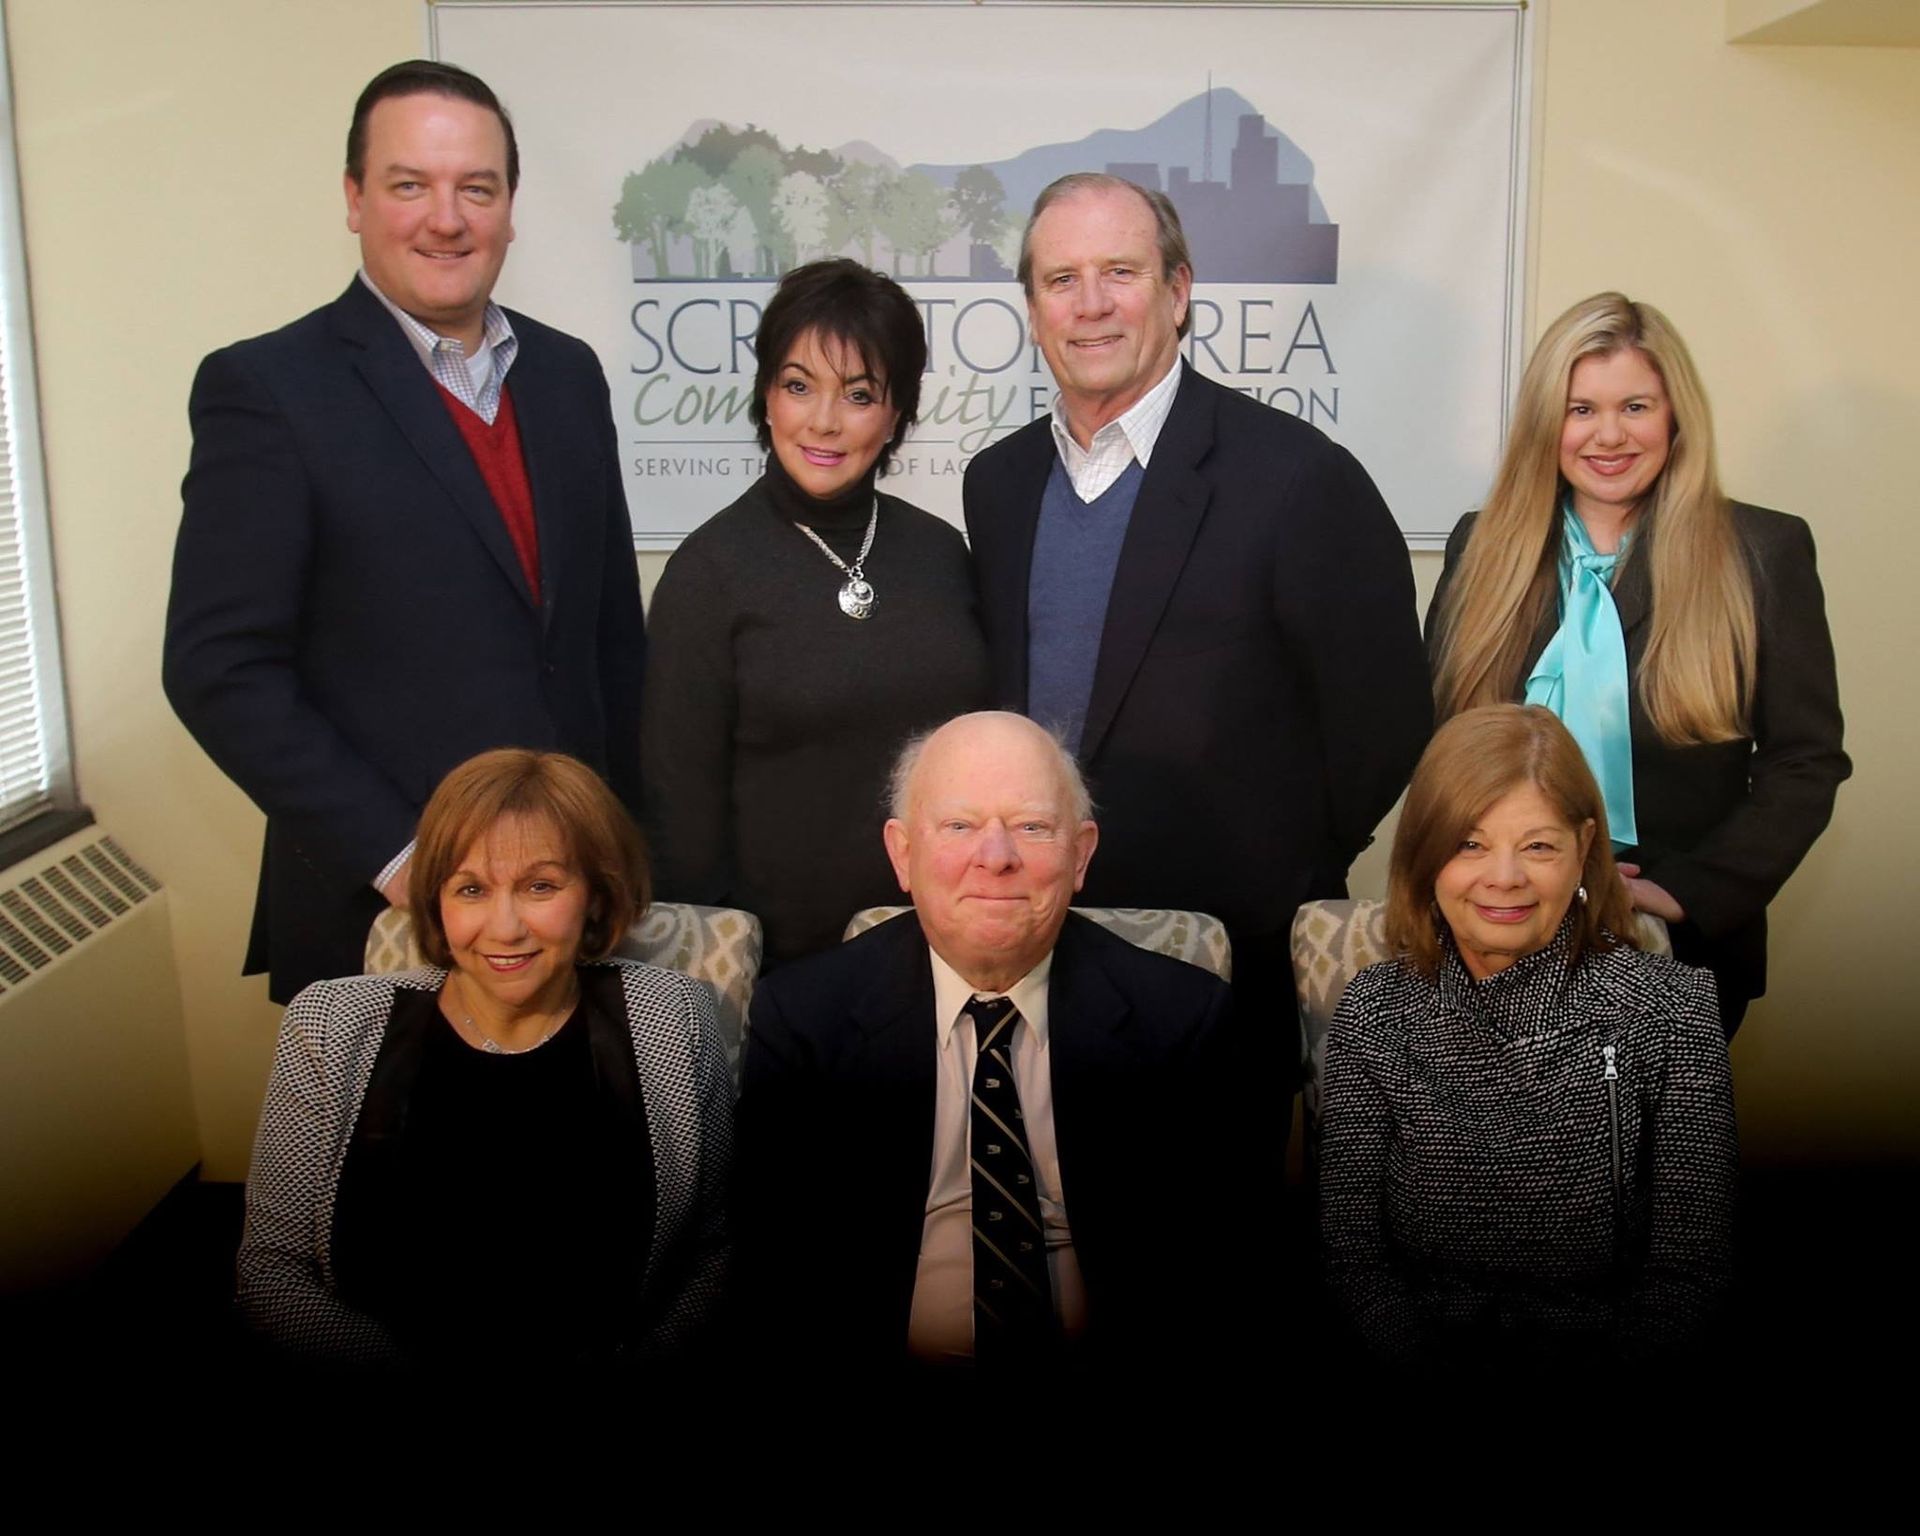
1429 293 1848 1034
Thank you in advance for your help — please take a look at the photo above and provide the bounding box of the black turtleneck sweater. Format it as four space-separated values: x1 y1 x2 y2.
641 461 990 965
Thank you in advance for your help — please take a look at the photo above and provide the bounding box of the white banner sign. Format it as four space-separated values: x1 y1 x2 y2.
432 2 1532 547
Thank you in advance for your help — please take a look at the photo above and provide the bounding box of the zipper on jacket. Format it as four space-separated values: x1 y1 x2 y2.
1602 1043 1622 1272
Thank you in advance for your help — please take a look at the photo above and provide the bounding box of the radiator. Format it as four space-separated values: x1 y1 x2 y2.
0 827 199 1292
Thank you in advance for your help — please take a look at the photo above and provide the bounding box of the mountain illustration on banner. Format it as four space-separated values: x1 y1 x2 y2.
612 84 1339 285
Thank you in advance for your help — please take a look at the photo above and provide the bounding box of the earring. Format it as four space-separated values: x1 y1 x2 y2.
1577 885 1588 905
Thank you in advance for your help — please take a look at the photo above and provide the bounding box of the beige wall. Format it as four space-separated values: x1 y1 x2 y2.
1522 1 1919 1161
7 0 425 1178
5 1 1912 1179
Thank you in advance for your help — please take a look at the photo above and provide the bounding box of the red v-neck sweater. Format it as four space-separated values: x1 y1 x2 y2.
436 382 541 603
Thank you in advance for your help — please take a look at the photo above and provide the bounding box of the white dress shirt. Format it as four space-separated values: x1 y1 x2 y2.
1046 354 1184 503
906 948 1089 1361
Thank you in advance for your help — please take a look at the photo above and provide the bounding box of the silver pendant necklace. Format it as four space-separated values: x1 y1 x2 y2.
450 974 572 1055
467 1015 561 1055
792 499 878 620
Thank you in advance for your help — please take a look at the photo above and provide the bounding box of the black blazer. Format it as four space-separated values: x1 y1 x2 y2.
963 365 1431 952
163 280 646 1001
1431 503 1849 1005
734 911 1244 1373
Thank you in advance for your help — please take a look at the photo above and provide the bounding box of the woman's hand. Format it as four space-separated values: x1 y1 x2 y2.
1617 862 1685 922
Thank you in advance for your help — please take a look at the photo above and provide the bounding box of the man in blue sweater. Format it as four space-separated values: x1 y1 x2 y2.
963 173 1430 1130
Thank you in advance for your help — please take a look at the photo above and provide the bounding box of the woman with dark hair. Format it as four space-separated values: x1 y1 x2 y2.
1429 292 1848 1035
642 258 989 966
237 749 730 1373
1319 705 1737 1368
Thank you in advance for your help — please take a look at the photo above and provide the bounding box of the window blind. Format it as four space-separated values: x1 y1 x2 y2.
0 6 75 838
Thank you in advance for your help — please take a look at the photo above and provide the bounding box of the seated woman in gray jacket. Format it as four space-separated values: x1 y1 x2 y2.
1319 705 1736 1369
237 749 730 1374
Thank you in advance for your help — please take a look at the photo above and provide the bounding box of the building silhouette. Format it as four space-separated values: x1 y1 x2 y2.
1110 112 1338 284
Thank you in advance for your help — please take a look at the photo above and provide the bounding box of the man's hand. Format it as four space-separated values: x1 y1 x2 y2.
1617 862 1685 923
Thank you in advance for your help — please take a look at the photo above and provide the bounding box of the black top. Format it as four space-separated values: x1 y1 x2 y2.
331 972 654 1372
642 467 991 966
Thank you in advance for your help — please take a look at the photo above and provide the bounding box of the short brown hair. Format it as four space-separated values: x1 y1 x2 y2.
748 258 926 471
1384 705 1636 977
346 59 520 193
408 749 649 966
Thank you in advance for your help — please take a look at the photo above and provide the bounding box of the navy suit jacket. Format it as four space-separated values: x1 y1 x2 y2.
164 280 646 1002
965 365 1430 1013
734 911 1246 1372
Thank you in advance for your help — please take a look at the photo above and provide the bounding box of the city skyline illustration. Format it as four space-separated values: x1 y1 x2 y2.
612 83 1340 286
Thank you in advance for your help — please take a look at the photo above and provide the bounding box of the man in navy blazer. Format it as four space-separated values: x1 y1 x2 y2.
164 61 645 1003
735 712 1243 1375
963 174 1430 1086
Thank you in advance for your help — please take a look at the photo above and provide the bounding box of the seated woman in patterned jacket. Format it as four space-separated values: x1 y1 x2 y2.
1319 704 1736 1368
237 749 731 1374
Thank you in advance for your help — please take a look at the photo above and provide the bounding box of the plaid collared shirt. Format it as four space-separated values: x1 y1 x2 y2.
357 269 519 424
1046 354 1184 502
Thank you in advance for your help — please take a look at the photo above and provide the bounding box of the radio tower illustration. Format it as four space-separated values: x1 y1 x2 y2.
1202 71 1214 183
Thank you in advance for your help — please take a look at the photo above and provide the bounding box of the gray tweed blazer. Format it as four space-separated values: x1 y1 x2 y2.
237 960 732 1365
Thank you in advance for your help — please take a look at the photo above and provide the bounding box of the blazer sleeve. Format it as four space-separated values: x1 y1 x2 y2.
1316 965 1430 1359
1619 963 1738 1353
730 976 825 1352
1423 511 1477 655
162 347 420 884
1284 443 1432 867
591 362 648 816
632 969 733 1357
235 981 402 1365
1643 512 1851 937
639 538 738 905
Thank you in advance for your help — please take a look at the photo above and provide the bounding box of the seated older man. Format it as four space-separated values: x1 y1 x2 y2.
735 710 1243 1376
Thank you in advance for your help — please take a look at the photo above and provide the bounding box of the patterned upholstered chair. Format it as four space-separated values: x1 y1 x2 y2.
1290 898 1672 1165
365 902 764 1084
843 905 1233 980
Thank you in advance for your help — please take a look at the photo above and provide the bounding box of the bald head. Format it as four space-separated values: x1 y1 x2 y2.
889 712 1091 824
883 712 1099 993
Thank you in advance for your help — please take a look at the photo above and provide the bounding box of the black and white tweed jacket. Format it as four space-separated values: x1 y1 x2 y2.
237 960 732 1365
1318 926 1737 1362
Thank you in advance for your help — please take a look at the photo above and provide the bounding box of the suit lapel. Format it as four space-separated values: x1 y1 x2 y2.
329 282 538 610
1078 365 1215 762
980 424 1057 710
845 918 941 1275
500 321 562 636
1612 534 1653 644
1046 917 1138 1218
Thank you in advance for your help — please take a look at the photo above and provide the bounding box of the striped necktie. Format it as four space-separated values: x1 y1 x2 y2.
963 994 1055 1362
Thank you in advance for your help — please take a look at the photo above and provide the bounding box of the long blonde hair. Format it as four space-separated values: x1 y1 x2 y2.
1432 293 1757 745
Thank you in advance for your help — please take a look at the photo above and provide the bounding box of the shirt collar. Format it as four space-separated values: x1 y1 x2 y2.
1048 353 1184 475
930 946 1053 1051
357 268 517 389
